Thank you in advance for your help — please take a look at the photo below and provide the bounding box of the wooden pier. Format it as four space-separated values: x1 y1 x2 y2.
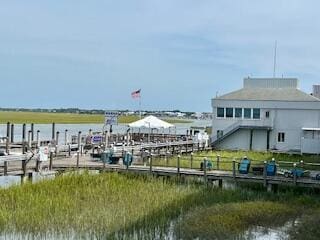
1 150 320 191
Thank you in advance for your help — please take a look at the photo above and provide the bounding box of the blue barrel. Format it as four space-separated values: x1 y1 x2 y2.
123 152 133 166
266 162 277 176
239 158 251 174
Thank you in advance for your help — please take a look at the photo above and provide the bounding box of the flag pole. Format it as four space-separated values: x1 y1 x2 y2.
139 90 142 119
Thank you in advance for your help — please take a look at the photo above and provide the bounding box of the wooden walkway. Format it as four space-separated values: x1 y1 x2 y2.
1 150 320 191
51 157 320 190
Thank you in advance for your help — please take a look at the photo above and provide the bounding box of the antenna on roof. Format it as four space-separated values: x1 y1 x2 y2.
273 40 277 78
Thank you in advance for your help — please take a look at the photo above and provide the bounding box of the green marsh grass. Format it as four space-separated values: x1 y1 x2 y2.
176 201 299 240
0 111 191 124
0 171 319 239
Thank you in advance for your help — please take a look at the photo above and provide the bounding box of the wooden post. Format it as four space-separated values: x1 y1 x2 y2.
76 151 80 169
56 131 60 146
6 122 10 142
218 179 223 188
149 155 152 173
198 142 200 152
4 161 8 176
165 151 168 167
5 137 9 155
217 154 220 170
49 151 53 170
10 124 14 143
232 159 236 180
22 123 26 154
190 152 194 169
203 157 208 186
293 163 297 185
22 160 27 176
36 130 40 148
31 123 34 141
68 143 71 157
77 131 81 153
263 161 267 187
177 154 181 175
64 129 68 145
27 130 32 149
52 123 56 141
36 158 41 172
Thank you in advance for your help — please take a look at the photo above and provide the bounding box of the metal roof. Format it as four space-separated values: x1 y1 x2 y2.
215 88 320 102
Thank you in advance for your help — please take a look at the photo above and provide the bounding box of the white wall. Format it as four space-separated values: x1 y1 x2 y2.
212 99 320 152
216 129 250 150
252 129 268 151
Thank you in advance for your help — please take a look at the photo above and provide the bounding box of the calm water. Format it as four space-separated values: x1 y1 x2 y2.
0 119 212 143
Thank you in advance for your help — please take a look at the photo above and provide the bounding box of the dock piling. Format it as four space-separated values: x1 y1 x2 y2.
6 122 10 143
203 157 208 186
177 154 181 175
52 123 56 141
76 151 80 169
293 163 297 185
5 137 9 154
22 123 26 154
31 123 34 141
217 155 220 170
64 130 68 144
10 124 14 143
149 154 152 173
49 151 53 171
4 161 8 176
56 131 60 146
263 161 267 187
232 159 236 180
36 130 40 148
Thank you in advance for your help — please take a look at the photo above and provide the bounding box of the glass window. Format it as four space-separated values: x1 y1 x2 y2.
217 108 224 118
278 132 285 142
235 108 242 118
265 111 270 118
226 108 233 118
244 108 251 119
253 108 260 119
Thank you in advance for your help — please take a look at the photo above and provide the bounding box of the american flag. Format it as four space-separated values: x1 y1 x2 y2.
131 89 141 99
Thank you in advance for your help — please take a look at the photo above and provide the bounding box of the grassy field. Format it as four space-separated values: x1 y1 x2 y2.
0 111 191 124
0 172 319 239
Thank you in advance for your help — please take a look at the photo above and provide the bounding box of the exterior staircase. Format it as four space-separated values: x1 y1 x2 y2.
211 119 273 146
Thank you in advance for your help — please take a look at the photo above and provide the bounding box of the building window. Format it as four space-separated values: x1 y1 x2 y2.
253 108 260 119
235 108 242 118
244 108 251 119
217 108 224 118
265 111 270 118
226 108 233 118
278 132 285 142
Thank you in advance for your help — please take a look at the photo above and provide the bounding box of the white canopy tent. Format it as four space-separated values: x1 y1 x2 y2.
128 115 174 129
128 115 175 143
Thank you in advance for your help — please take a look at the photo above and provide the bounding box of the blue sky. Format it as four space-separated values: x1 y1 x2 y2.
1 0 320 112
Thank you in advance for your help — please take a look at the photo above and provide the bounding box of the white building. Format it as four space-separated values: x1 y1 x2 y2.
211 77 320 154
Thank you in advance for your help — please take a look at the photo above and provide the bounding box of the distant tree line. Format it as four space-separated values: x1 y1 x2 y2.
0 108 212 119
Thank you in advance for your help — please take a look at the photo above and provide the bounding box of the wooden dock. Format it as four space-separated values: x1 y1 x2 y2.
1 151 320 191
